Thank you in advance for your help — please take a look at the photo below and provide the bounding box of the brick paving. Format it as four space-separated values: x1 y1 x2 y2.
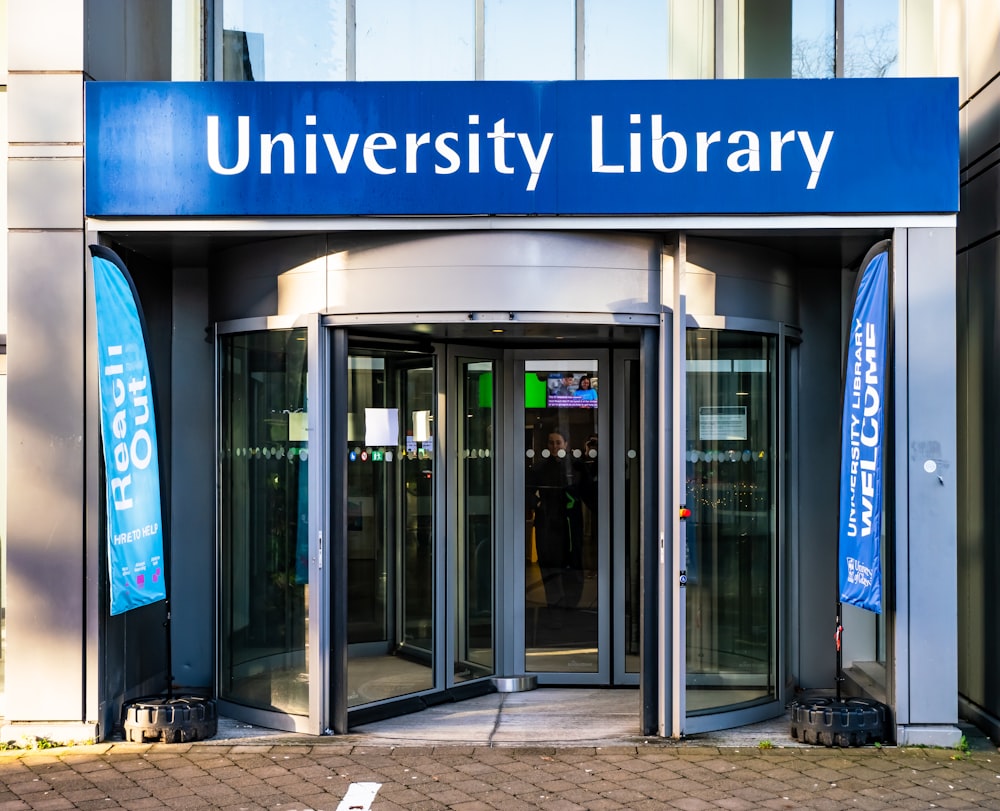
2 742 1000 810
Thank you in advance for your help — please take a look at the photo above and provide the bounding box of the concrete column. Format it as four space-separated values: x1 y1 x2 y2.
3 0 94 740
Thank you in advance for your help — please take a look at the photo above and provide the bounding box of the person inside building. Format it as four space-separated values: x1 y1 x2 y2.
553 372 576 396
574 375 597 401
526 428 588 625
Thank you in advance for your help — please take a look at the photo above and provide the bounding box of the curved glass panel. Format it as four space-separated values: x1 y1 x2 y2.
220 329 309 715
456 360 496 682
685 330 776 714
346 348 436 706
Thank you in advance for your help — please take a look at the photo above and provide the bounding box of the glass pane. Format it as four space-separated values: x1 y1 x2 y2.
844 0 898 78
524 364 599 673
685 331 776 714
623 359 641 673
402 365 435 653
456 361 495 682
357 0 474 80
742 0 792 78
222 0 347 81
742 0 835 79
484 0 575 80
585 0 668 80
792 0 835 78
346 349 435 707
220 329 309 715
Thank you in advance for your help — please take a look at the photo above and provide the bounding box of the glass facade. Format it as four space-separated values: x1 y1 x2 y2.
218 0 920 83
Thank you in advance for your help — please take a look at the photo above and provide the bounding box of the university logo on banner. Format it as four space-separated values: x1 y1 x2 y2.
837 249 889 614
90 245 167 615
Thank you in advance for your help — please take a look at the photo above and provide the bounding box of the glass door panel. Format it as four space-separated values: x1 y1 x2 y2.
523 360 602 676
455 359 496 682
346 347 436 706
618 355 642 680
220 329 310 717
400 364 436 657
685 330 777 714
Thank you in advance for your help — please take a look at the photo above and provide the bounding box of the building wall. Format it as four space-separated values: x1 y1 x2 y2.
5 0 90 731
957 0 1000 737
3 0 171 739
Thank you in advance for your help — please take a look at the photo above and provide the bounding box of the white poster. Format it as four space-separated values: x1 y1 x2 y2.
365 407 399 446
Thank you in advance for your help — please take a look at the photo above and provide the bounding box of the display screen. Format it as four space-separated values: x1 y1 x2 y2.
545 372 598 409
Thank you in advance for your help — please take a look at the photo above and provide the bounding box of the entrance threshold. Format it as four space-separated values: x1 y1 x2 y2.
207 689 812 747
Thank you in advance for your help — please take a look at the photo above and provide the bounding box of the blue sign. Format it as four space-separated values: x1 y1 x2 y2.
85 79 957 217
838 249 889 614
91 245 168 615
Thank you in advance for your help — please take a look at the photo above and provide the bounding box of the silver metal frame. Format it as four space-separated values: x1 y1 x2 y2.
306 314 330 732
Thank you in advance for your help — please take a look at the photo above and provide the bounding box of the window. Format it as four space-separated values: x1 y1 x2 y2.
484 0 575 80
216 0 922 82
844 0 898 78
357 0 474 81
584 0 668 79
222 0 346 81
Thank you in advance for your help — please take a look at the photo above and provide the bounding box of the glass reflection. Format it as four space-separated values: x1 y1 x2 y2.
685 331 776 714
220 330 309 715
792 0 834 78
844 0 898 77
456 361 496 682
524 366 599 673
222 0 346 80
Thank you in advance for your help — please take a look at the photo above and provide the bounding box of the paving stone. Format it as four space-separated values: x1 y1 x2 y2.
5 739 1000 809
